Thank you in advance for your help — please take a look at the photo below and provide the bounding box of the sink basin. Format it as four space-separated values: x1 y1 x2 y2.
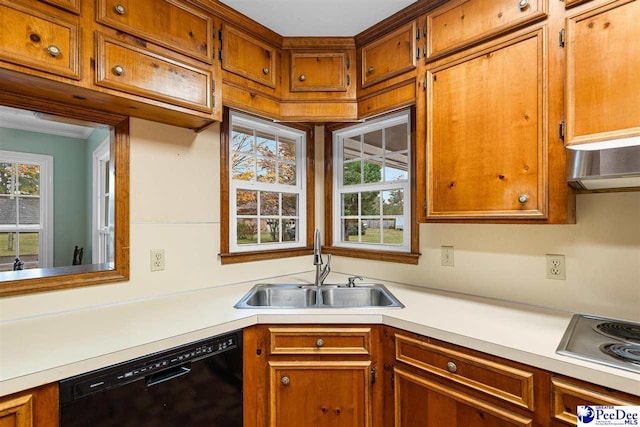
235 283 403 309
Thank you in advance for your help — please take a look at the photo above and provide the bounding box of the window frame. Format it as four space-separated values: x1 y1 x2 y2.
325 108 419 264
92 134 113 264
0 150 54 270
220 108 315 264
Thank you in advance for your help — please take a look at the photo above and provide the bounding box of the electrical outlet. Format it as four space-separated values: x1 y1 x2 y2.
546 254 565 280
441 246 454 267
150 249 165 272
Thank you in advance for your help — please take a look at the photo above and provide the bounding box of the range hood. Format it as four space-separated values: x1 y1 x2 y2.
567 145 640 190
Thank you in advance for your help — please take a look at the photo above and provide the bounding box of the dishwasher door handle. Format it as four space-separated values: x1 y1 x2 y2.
146 363 192 387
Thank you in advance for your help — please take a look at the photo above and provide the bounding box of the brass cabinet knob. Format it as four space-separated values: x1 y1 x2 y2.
316 338 324 347
368 66 375 73
518 0 529 10
446 361 457 373
281 376 290 386
262 67 269 75
113 65 125 76
299 74 306 82
46 45 61 57
114 4 126 15
518 194 529 204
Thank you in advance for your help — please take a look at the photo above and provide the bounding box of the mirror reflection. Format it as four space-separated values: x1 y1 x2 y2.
0 105 115 275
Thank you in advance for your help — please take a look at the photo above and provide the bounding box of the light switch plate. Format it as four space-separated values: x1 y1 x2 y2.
441 246 454 267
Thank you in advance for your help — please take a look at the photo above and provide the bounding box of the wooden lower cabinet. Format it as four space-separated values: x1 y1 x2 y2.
0 383 58 427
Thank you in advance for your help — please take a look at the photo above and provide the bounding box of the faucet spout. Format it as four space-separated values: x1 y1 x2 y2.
313 229 331 286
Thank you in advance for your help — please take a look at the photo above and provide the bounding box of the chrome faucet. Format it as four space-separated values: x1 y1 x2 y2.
314 229 331 286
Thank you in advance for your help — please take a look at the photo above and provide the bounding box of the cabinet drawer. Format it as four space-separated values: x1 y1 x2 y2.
361 22 416 88
0 0 79 79
551 377 640 425
395 334 535 410
96 34 212 113
221 24 277 89
39 0 79 14
426 0 548 59
269 327 371 355
97 0 212 63
290 52 348 92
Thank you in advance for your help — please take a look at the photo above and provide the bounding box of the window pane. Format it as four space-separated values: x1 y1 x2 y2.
19 232 39 269
342 193 358 216
231 127 254 153
260 191 279 215
18 196 40 225
0 232 17 270
385 152 409 181
343 161 361 186
104 160 110 190
232 154 255 181
18 164 39 195
237 219 258 245
0 163 13 195
361 222 382 244
261 219 279 243
257 159 276 183
0 195 15 225
385 122 408 152
282 193 298 216
383 189 404 215
341 219 361 242
361 191 380 215
278 137 296 161
343 136 360 161
363 160 383 184
256 131 276 157
362 129 383 156
382 219 404 245
236 190 257 215
278 162 296 185
283 219 297 242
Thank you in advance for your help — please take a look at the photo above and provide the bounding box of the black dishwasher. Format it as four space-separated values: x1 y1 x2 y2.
59 331 242 427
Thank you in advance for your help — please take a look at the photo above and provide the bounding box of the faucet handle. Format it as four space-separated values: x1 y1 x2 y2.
347 275 364 287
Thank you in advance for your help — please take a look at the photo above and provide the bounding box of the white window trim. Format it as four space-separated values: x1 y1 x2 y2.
0 150 54 268
229 111 307 253
332 110 411 252
92 136 113 264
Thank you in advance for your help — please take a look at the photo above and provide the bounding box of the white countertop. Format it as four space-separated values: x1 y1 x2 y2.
1 272 638 397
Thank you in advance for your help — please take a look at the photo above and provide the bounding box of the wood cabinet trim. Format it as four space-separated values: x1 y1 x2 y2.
426 0 549 62
394 368 534 427
268 327 372 355
39 0 80 14
395 334 535 410
96 0 213 64
0 394 33 426
361 21 417 88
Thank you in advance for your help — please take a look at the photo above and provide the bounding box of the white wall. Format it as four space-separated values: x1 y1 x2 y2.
1 120 638 322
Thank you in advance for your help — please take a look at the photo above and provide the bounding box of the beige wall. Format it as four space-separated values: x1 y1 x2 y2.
1 120 638 322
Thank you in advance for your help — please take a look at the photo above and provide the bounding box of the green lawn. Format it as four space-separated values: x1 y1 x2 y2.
359 227 403 244
0 233 39 257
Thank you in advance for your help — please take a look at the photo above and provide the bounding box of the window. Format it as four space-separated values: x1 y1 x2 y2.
92 135 114 264
328 110 418 263
0 150 53 271
222 110 310 261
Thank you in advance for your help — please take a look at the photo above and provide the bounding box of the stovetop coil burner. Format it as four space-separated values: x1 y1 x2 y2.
594 322 640 345
599 343 640 366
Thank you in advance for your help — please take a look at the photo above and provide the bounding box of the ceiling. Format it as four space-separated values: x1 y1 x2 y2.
219 0 418 37
0 105 96 139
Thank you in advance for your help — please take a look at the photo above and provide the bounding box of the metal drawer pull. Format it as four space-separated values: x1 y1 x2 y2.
47 45 61 57
281 376 290 386
316 338 324 347
299 74 306 82
262 67 269 75
368 66 374 74
446 361 457 373
113 65 125 76
518 194 529 204
518 0 529 10
114 4 126 15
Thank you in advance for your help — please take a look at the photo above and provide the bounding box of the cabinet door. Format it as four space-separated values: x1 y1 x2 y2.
96 0 212 63
0 383 58 427
0 0 79 79
38 0 80 14
222 24 277 89
270 361 371 427
565 0 640 148
96 34 213 113
426 28 546 219
361 22 417 88
395 368 533 427
290 52 348 92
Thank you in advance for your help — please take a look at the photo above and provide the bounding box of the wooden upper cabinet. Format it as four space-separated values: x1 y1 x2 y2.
38 0 79 14
96 0 213 63
290 52 348 92
0 0 79 79
96 34 213 113
361 21 417 88
426 0 548 60
426 28 547 219
221 23 277 89
565 0 640 148
564 0 593 9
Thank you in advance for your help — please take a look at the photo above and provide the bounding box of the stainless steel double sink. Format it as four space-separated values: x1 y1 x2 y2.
235 283 404 309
